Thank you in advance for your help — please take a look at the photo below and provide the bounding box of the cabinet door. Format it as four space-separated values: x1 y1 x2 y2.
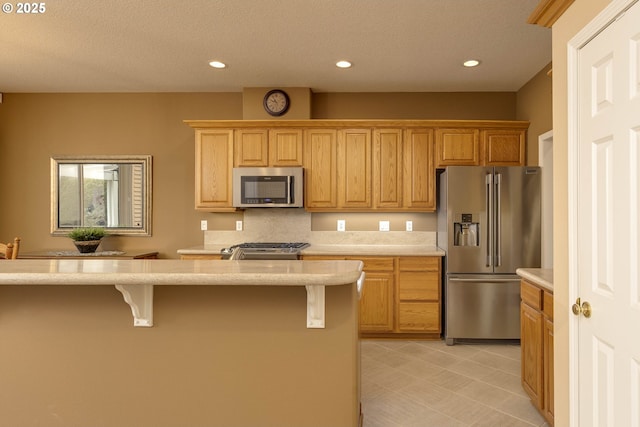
359 271 394 332
435 128 481 167
404 129 435 211
483 129 525 166
304 129 338 208
195 129 235 211
234 129 269 166
338 129 371 208
373 129 403 208
543 317 554 425
521 301 544 410
268 129 303 166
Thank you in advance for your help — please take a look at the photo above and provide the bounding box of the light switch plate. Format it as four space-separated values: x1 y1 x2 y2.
200 220 208 231
337 219 346 232
379 220 390 232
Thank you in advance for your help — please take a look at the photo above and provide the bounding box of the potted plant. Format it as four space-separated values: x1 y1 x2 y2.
67 227 107 253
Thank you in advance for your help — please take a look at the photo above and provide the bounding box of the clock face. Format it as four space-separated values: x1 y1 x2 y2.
263 90 290 116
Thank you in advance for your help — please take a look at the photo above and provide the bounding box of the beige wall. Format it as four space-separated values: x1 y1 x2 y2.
516 62 553 165
551 0 612 426
0 91 526 258
312 92 517 119
0 282 360 427
0 93 242 258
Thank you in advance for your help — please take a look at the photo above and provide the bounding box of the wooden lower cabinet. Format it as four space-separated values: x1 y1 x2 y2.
520 279 554 426
357 259 395 332
303 255 441 337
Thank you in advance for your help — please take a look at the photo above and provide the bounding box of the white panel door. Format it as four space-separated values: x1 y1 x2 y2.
576 1 640 425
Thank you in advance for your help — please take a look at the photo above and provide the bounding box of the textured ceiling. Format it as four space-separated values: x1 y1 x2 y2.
0 0 551 93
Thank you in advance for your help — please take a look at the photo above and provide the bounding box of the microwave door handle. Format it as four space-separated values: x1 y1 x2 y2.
486 173 493 267
287 176 293 204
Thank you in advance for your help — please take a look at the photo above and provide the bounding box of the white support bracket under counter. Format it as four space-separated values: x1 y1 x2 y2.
115 284 154 327
305 285 325 328
114 283 326 329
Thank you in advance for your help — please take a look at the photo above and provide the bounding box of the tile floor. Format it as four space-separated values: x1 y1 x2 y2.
360 339 550 427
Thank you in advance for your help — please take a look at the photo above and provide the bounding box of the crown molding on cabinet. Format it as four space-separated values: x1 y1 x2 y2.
184 119 530 130
528 0 575 27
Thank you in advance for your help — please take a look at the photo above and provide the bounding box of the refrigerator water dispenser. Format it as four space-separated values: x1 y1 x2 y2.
453 213 478 246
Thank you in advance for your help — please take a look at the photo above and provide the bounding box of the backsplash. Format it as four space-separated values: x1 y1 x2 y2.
204 209 436 246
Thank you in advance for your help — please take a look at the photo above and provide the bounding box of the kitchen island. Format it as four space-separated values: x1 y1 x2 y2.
0 259 363 427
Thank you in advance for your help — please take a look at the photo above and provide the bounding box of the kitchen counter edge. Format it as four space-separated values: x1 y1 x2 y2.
177 244 445 257
0 259 364 287
516 268 553 292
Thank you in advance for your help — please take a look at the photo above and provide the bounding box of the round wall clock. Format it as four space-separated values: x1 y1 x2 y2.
263 89 290 116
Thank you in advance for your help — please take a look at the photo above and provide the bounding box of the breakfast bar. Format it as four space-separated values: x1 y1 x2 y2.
0 259 364 427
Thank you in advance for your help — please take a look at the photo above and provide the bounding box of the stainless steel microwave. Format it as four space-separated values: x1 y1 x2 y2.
232 167 304 208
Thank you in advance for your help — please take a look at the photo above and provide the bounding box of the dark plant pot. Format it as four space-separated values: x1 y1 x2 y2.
73 240 102 253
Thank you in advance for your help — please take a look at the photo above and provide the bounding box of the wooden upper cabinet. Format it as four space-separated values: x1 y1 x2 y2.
186 120 528 212
483 129 525 166
234 128 303 167
404 129 435 211
195 129 235 211
373 129 403 209
268 129 303 166
436 127 526 167
337 129 372 209
435 128 481 167
304 129 338 208
234 129 268 166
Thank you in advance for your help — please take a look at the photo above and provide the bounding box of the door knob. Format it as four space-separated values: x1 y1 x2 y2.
581 300 592 318
572 298 592 318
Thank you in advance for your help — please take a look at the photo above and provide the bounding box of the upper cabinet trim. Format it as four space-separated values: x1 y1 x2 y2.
527 0 575 27
184 119 530 130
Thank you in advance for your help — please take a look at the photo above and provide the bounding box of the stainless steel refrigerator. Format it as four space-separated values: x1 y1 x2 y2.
437 166 541 345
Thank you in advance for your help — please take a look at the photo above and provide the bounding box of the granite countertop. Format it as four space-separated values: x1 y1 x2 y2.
301 244 444 257
178 244 445 257
516 268 553 292
0 259 363 287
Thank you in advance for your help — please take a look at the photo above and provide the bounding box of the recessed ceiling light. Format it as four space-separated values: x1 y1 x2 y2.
209 61 226 69
463 59 480 68
336 60 352 68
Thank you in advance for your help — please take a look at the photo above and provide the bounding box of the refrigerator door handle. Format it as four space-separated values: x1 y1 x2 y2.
448 277 517 282
495 173 502 267
486 173 493 267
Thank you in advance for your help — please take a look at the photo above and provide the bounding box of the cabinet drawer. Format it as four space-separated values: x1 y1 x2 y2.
398 256 440 271
521 280 543 310
398 271 439 300
543 291 554 320
398 302 440 332
350 257 394 272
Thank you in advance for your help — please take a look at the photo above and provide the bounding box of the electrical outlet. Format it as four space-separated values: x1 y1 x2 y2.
200 220 208 231
406 220 413 232
379 220 390 232
337 219 346 232
236 220 243 231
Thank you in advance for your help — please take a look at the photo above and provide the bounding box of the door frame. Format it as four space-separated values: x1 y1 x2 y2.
566 0 639 424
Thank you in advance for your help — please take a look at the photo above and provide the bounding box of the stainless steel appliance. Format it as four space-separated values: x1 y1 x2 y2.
438 166 541 345
232 167 304 208
221 242 309 260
